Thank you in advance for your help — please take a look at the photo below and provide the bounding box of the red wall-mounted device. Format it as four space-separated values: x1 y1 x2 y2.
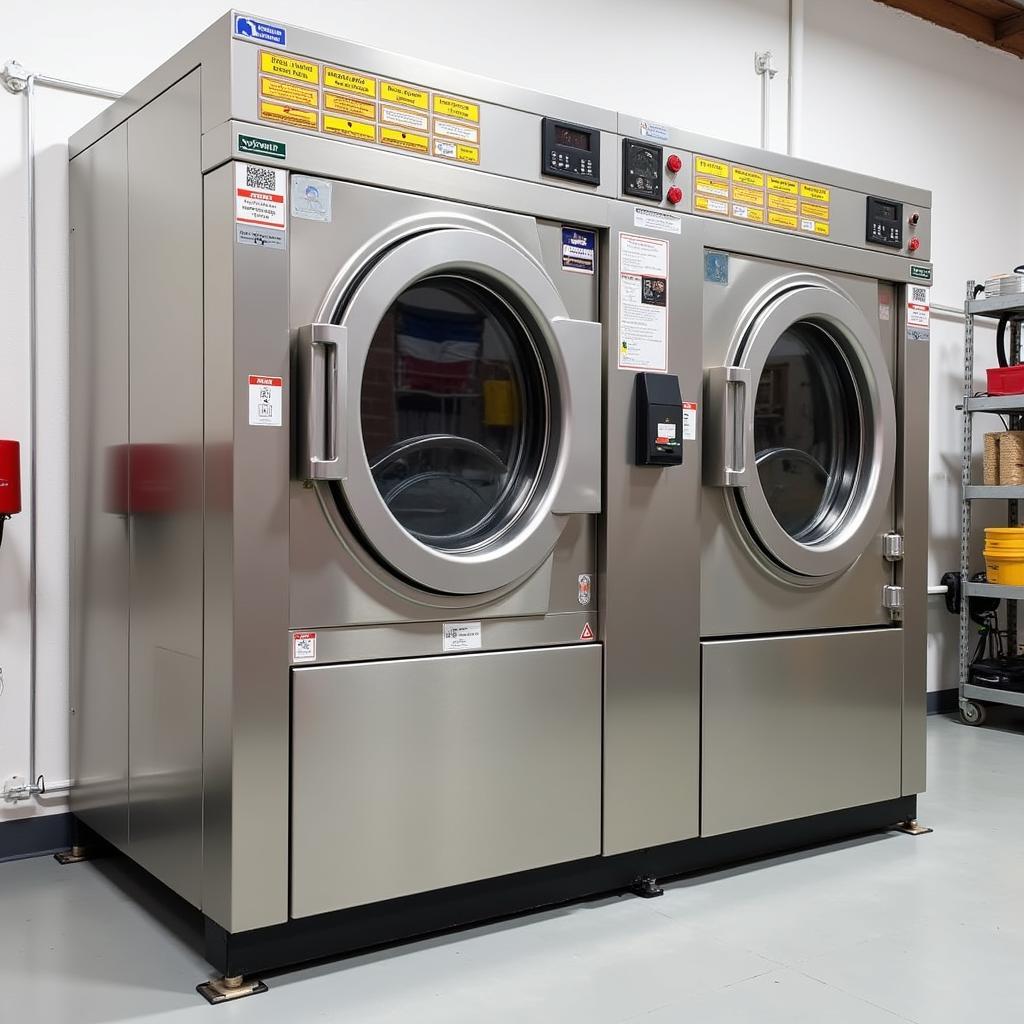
0 440 21 516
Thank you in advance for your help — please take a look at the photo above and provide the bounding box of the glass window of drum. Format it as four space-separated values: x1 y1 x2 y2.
753 321 862 543
359 276 546 551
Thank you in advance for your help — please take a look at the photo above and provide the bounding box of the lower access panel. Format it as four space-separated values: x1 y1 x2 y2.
701 629 903 837
291 644 602 917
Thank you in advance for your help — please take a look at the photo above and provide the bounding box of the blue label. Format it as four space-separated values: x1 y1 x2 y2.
234 15 286 46
704 250 729 285
562 227 596 275
639 120 669 142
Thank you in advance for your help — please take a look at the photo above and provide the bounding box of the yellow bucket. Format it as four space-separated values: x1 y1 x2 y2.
984 527 1024 585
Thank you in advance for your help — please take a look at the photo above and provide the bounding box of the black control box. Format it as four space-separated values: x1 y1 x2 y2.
635 372 683 467
866 195 903 248
541 117 600 185
622 138 663 201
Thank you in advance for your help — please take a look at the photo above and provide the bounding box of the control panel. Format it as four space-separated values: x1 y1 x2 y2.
623 139 663 201
541 117 600 185
635 373 684 467
866 195 903 248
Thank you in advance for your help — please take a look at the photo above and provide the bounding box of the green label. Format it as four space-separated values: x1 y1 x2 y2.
910 264 932 282
237 134 286 160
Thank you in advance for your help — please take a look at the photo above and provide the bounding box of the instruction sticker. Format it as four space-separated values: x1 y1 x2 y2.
695 156 729 178
324 92 376 119
618 233 669 372
695 175 729 198
380 105 429 132
324 67 376 96
259 100 318 129
380 81 428 109
633 206 682 234
767 174 798 194
907 285 930 342
639 120 669 141
442 621 482 653
291 175 332 222
379 126 429 153
695 195 728 216
260 51 319 84
248 374 282 426
768 193 798 212
562 227 596 275
260 76 318 108
433 95 479 122
292 631 316 662
682 402 698 440
322 116 376 142
434 118 479 144
236 163 286 229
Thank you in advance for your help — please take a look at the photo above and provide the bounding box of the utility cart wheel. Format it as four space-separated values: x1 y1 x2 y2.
960 700 987 726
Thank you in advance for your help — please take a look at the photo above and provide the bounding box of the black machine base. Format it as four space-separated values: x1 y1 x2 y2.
199 795 916 978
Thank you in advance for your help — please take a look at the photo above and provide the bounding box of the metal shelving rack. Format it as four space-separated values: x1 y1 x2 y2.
959 281 1024 724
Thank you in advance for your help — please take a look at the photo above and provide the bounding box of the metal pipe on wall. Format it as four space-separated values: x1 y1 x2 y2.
787 0 804 156
0 61 120 802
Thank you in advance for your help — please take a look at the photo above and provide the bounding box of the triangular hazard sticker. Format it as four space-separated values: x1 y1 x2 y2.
580 622 595 641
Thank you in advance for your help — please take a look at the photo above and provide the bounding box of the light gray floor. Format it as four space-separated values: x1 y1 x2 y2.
2 712 1023 1023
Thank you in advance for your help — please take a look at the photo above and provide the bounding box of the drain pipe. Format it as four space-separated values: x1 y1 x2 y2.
754 50 778 150
0 60 120 802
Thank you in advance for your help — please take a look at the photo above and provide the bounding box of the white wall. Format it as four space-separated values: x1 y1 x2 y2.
1 0 1020 822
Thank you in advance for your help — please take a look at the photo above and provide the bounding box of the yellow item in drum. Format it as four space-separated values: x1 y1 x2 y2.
483 379 517 426
984 526 1024 585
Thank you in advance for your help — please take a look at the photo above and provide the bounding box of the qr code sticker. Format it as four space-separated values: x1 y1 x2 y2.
911 286 927 303
246 165 278 192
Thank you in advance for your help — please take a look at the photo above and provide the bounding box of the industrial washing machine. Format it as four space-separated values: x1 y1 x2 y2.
67 11 929 991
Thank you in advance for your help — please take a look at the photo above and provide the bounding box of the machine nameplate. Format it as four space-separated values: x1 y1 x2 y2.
252 48 482 166
692 155 831 238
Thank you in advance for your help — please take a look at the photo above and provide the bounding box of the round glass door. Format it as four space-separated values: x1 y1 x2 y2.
732 282 896 581
311 226 600 596
753 321 862 545
360 276 547 551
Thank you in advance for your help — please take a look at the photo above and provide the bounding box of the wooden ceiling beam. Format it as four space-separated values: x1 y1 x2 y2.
874 0 1024 58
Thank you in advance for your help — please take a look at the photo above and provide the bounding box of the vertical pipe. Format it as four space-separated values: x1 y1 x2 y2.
24 74 39 792
760 70 770 149
788 0 804 156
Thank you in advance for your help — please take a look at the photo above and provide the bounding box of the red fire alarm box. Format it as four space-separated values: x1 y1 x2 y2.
0 440 21 516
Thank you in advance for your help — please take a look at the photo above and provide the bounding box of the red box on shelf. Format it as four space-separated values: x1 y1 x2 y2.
987 365 1024 396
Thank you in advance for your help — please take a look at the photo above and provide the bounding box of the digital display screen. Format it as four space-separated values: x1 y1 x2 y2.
874 201 897 221
554 125 591 151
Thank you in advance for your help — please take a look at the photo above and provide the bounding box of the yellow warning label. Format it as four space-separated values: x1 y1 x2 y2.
767 174 798 195
433 94 479 123
324 67 376 97
768 211 798 229
259 101 318 129
456 144 479 164
380 81 429 110
695 156 729 178
813 221 830 236
695 175 729 198
800 217 830 236
695 194 729 215
732 167 765 187
323 92 376 120
800 182 830 203
800 202 830 221
322 115 376 142
768 193 798 213
260 76 318 108
732 185 764 206
261 51 319 85
379 126 430 153
732 204 765 223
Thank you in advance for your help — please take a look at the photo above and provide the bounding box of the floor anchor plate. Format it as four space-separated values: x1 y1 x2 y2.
894 819 933 836
630 875 665 898
196 976 269 1004
54 845 91 865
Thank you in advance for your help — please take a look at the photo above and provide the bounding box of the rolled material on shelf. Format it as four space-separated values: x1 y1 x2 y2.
984 432 1001 485
999 431 1024 486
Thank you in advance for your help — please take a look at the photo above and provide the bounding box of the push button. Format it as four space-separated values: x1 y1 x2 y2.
666 186 683 205
666 153 682 174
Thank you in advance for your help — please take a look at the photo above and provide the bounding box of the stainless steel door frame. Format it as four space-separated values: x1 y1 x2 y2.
705 273 897 580
299 225 601 596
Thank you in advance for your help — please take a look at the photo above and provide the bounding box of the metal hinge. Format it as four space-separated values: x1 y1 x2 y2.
883 532 904 562
883 584 904 620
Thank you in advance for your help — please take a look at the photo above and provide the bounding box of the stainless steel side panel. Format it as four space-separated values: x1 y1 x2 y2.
202 161 291 932
68 124 130 848
896 280 928 795
701 629 904 837
290 645 602 916
124 71 204 906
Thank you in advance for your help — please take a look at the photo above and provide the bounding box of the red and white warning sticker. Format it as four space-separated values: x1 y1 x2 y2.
682 401 698 440
906 284 930 342
293 631 316 662
236 163 286 248
249 374 282 426
579 622 595 641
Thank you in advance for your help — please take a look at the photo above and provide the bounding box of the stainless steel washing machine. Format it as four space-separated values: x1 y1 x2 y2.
67 9 928 987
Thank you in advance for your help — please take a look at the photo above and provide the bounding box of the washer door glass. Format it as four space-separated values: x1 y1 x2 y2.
753 320 861 544
360 276 546 551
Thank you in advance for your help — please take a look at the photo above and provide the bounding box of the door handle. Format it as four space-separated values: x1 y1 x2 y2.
296 323 347 480
704 365 752 488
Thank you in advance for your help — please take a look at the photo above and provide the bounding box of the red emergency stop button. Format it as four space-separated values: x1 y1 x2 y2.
666 186 683 205
908 237 921 252
666 154 682 174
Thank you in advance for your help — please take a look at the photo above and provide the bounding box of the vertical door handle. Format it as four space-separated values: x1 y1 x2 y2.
296 323 347 480
704 365 753 487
